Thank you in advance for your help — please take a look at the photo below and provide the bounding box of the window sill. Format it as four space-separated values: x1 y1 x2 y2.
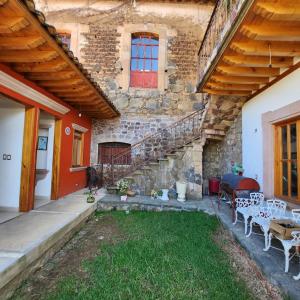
69 166 87 172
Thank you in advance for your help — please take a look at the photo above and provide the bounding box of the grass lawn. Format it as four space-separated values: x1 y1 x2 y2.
45 211 253 300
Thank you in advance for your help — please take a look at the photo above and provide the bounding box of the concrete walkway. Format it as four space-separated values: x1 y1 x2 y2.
0 188 105 300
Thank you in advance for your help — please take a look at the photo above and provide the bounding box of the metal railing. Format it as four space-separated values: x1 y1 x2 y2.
198 0 248 84
101 100 208 186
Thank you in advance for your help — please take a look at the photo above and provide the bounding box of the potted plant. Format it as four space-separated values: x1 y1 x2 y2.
117 179 129 201
86 189 96 203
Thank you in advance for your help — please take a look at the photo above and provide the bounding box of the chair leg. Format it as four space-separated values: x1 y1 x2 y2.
283 243 292 273
246 219 253 237
263 231 272 251
232 210 238 225
244 214 249 235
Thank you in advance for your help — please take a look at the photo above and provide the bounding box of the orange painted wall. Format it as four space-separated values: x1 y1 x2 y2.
59 110 92 197
0 64 92 199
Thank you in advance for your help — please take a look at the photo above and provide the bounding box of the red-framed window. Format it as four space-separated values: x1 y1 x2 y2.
98 142 131 165
130 32 159 89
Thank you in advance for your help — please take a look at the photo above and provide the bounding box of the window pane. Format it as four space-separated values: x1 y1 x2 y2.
145 60 151 71
282 126 287 159
152 60 158 71
152 46 158 59
291 123 297 159
131 45 138 57
131 59 138 71
282 161 288 196
291 160 298 197
145 46 152 58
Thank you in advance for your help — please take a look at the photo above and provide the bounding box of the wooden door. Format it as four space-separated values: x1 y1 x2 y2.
274 119 300 203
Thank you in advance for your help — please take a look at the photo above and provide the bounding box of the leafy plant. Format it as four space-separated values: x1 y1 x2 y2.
117 179 129 196
86 190 96 203
157 190 163 197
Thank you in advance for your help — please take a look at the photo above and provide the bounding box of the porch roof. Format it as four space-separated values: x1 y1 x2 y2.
0 0 120 119
198 0 300 99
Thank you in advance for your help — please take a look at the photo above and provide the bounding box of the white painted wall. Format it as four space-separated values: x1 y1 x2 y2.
0 99 25 210
242 69 300 190
35 115 55 199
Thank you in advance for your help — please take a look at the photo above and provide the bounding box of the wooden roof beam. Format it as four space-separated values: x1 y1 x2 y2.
0 50 58 62
38 78 83 87
217 65 280 77
211 74 269 84
254 2 300 21
222 55 294 68
48 86 89 93
203 88 252 96
0 16 30 33
241 21 300 41
14 59 69 72
57 91 95 98
207 82 260 91
27 71 78 80
231 41 300 57
0 36 46 50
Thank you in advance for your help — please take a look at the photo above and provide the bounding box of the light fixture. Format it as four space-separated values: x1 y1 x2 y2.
268 43 272 68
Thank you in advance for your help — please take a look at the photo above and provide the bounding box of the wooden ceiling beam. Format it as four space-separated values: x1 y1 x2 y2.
254 2 300 21
56 91 95 98
13 59 69 72
0 16 30 33
0 36 46 50
222 55 294 68
241 21 300 41
203 88 252 96
207 82 260 91
62 97 98 102
27 71 78 81
38 78 83 87
217 65 280 77
0 50 58 62
211 74 269 84
231 41 300 57
48 86 89 93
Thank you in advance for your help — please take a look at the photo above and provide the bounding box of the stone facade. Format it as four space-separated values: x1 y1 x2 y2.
36 0 214 165
203 111 242 182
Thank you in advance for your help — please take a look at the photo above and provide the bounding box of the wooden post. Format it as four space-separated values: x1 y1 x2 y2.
51 119 62 200
19 106 39 212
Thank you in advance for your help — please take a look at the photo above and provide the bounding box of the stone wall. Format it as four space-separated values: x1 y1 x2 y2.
202 111 242 182
36 0 214 164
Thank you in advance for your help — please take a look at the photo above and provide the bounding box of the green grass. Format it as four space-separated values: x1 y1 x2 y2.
46 212 253 300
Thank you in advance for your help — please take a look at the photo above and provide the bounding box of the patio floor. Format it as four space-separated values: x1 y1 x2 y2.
200 196 300 300
0 188 106 299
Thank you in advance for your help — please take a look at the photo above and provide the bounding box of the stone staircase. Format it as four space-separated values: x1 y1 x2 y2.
101 94 226 199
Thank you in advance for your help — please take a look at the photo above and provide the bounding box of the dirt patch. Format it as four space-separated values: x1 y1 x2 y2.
215 228 283 300
12 214 124 300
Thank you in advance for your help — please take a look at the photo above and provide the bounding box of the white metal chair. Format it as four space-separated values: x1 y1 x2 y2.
233 198 253 234
247 199 287 250
266 230 300 273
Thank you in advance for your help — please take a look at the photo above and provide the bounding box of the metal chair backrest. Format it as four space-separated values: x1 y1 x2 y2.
250 192 264 206
292 209 300 224
267 199 287 218
235 198 253 209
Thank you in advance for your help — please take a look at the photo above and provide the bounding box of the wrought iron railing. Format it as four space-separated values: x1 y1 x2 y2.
198 0 249 84
101 98 208 186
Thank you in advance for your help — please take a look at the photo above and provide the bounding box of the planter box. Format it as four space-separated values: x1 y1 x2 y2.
270 219 300 240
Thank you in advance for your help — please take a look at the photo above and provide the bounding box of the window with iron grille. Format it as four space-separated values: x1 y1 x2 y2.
130 32 159 89
98 142 131 165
